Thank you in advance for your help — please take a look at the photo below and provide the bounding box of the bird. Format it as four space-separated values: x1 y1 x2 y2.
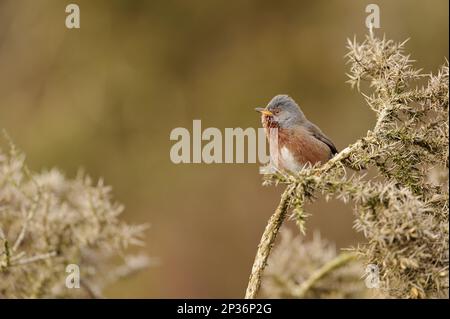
255 95 338 172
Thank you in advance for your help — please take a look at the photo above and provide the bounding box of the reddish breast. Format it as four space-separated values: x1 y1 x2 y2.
277 126 331 167
262 115 331 169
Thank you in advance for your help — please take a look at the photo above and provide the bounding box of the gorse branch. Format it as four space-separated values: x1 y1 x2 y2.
245 185 295 298
292 251 358 298
247 31 449 299
261 231 370 299
0 139 150 298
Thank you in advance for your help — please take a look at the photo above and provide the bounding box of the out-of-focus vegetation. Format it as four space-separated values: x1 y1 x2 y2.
261 230 374 298
0 0 448 297
0 139 149 298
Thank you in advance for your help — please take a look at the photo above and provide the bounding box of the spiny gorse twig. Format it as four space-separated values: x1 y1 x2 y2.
246 30 449 299
261 230 371 299
0 139 150 298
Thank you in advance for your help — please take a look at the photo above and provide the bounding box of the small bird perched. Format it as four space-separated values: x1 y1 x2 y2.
256 95 338 172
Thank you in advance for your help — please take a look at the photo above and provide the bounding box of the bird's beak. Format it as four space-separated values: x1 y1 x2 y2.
255 107 273 116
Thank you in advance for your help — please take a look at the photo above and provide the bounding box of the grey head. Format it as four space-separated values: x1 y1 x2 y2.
256 95 306 128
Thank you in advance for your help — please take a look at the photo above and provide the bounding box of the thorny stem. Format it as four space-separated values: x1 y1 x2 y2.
245 138 368 299
245 184 296 299
12 251 57 266
292 252 359 298
313 140 364 174
248 33 449 300
1 240 11 270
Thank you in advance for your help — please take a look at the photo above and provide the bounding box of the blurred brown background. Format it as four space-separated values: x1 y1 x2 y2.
0 0 448 298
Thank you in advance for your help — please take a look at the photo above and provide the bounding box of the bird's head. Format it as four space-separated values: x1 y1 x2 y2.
255 95 305 128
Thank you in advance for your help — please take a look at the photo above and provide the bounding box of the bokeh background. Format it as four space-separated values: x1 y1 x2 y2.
0 0 448 298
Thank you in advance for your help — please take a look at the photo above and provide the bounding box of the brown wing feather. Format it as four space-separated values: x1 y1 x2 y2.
279 126 333 165
307 122 338 156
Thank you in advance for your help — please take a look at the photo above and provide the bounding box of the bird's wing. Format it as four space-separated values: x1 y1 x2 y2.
307 122 338 155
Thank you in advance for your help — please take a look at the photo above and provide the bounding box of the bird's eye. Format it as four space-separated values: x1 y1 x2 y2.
273 109 280 115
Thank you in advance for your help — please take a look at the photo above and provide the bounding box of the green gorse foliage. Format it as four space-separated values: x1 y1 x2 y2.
248 31 448 299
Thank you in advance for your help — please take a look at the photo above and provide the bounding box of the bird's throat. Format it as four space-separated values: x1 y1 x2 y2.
262 115 279 129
